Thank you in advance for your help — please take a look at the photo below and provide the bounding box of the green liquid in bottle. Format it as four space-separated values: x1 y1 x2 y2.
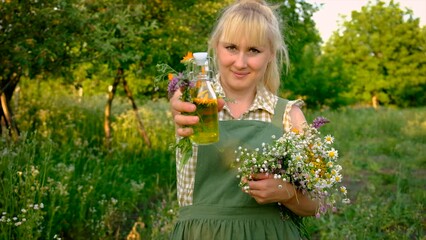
190 99 219 145
189 52 219 145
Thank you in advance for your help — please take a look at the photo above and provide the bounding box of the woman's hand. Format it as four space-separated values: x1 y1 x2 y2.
244 173 296 205
170 90 198 137
243 173 319 216
170 89 225 137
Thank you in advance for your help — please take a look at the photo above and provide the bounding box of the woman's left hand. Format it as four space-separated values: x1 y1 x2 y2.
244 173 296 204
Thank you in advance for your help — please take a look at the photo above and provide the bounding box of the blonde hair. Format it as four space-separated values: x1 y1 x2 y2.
209 0 289 94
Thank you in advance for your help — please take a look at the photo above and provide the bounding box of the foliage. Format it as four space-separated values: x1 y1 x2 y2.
285 43 352 109
0 83 176 239
79 0 159 98
309 53 354 108
0 0 90 135
0 0 88 80
275 0 323 103
323 0 426 107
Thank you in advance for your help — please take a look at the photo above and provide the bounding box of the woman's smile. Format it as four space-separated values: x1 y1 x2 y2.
232 70 250 79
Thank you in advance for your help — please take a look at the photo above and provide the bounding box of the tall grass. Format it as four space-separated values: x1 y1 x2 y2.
1 86 177 239
1 82 425 239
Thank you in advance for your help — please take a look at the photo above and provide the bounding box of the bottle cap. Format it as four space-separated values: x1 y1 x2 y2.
193 52 208 66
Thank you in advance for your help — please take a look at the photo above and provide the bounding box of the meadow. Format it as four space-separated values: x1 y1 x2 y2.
0 81 425 239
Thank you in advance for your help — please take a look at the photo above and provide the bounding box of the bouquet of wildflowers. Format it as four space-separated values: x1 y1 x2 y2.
156 52 194 101
156 52 195 167
234 117 350 218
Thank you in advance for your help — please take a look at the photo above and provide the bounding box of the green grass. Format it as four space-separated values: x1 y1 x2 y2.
1 91 177 239
304 107 425 239
0 88 425 239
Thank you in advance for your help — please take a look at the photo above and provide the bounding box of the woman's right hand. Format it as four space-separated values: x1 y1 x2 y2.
170 89 225 137
170 90 199 137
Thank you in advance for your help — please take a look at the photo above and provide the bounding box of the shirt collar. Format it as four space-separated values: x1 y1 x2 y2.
250 86 276 115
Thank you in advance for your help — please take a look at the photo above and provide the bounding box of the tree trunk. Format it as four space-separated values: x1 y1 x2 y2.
372 95 378 110
0 72 21 140
104 67 151 148
122 77 151 148
104 68 122 147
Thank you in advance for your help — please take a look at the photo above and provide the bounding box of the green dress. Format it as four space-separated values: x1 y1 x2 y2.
170 98 301 240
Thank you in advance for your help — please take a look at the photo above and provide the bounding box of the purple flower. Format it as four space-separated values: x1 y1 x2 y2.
167 72 194 99
167 76 180 99
312 116 330 129
178 73 194 89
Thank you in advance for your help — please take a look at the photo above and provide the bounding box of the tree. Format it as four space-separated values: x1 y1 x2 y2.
274 0 322 108
291 43 352 109
0 0 88 138
82 1 156 147
323 0 426 107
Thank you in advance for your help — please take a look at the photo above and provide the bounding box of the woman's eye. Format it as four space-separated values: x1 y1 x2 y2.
249 48 260 54
225 45 237 51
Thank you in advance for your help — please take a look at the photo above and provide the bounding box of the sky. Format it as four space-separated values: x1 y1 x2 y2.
305 0 426 42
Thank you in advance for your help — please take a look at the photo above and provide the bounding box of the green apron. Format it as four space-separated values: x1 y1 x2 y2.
171 98 301 240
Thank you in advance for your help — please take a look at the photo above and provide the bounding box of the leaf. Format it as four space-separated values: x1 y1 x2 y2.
175 137 193 170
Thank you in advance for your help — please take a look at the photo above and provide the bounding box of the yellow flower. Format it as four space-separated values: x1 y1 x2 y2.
327 149 338 159
193 97 217 105
181 52 193 63
291 128 300 134
168 73 174 81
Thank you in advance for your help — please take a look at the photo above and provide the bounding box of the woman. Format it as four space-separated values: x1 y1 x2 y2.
169 0 318 239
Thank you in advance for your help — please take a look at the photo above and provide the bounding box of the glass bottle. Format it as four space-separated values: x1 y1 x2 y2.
190 52 219 145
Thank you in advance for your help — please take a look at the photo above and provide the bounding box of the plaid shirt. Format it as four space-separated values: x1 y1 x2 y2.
176 82 304 206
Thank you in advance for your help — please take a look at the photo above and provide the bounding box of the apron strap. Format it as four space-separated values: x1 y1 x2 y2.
271 98 288 130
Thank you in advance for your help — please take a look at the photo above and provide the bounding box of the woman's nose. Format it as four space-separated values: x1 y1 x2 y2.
234 52 247 69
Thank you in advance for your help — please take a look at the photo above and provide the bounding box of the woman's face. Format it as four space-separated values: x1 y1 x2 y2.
216 37 273 94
